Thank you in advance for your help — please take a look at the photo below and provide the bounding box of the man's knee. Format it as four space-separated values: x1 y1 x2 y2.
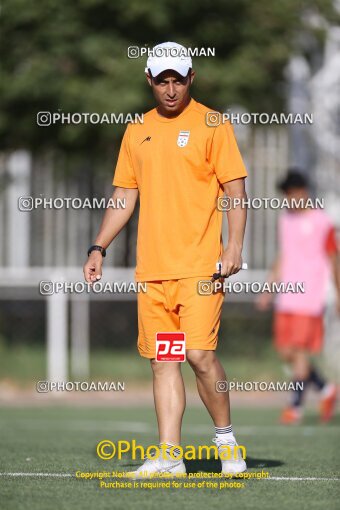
278 348 294 362
150 358 180 376
186 350 215 375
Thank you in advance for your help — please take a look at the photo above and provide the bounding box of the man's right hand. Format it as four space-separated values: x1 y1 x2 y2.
83 252 103 284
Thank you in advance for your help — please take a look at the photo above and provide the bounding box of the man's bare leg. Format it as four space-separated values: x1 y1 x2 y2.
150 359 186 444
186 349 246 473
291 349 310 380
126 360 186 476
186 350 230 426
278 348 310 423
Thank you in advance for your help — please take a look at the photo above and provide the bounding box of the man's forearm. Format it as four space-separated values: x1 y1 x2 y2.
93 187 138 249
223 179 247 251
225 204 247 250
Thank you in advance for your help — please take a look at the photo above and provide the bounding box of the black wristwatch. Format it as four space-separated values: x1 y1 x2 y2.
87 245 106 257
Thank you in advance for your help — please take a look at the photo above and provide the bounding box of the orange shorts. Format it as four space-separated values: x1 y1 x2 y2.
137 276 225 359
274 312 324 353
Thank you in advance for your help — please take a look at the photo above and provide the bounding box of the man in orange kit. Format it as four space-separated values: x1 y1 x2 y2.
83 42 248 475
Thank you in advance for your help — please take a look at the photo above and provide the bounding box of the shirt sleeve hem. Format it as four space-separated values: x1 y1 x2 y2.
218 172 247 184
112 179 138 189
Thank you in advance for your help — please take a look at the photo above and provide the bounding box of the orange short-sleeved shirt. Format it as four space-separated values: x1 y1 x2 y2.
113 98 247 281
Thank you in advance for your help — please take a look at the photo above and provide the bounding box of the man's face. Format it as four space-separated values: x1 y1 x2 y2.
146 69 195 116
285 187 309 210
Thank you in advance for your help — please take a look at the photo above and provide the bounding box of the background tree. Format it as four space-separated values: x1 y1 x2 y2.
1 0 338 157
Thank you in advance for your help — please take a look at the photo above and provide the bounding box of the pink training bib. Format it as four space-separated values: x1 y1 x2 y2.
275 208 333 316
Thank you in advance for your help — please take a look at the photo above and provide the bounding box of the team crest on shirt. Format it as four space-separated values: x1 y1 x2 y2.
177 130 190 147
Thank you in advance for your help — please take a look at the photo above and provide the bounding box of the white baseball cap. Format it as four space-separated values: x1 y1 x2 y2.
145 42 192 77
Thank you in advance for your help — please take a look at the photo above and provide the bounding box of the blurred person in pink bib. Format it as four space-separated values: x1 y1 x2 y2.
257 169 340 424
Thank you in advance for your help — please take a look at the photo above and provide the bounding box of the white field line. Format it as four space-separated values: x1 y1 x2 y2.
265 477 340 481
0 473 72 477
0 420 151 433
0 420 339 436
0 473 339 481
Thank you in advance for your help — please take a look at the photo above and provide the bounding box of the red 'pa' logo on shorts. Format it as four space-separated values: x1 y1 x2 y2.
156 333 186 362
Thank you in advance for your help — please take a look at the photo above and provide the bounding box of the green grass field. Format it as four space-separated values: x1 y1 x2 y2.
0 406 339 510
0 344 292 385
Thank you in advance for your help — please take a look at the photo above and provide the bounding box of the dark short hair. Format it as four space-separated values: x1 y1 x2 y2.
277 168 309 192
